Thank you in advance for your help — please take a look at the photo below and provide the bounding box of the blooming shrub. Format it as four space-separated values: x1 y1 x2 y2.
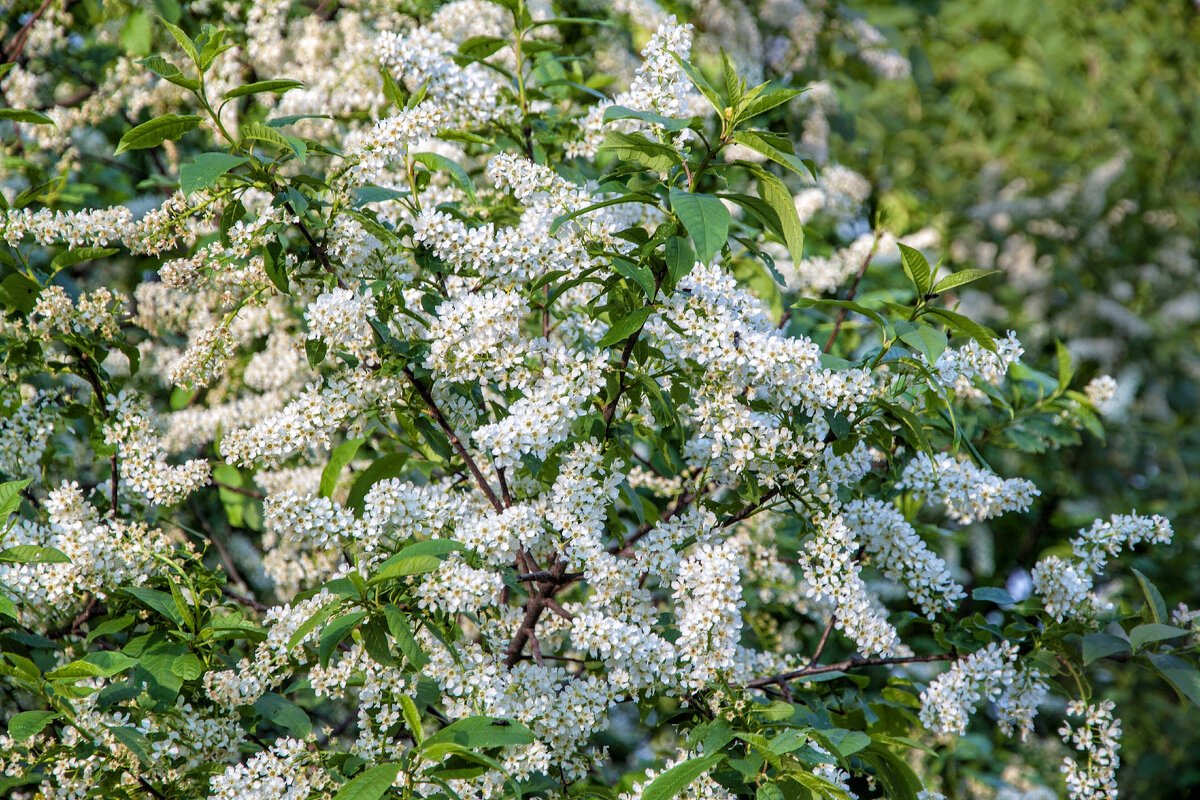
0 2 1196 800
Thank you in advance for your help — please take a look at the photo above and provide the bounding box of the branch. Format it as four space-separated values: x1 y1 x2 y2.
746 652 962 689
823 229 882 354
721 486 780 528
221 585 269 613
404 367 504 513
3 0 54 62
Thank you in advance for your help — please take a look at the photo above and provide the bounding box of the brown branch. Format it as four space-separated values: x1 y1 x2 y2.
721 486 781 528
807 615 836 668
212 479 264 500
189 498 250 591
823 229 882 354
221 585 269 613
610 489 699 555
746 652 962 689
3 0 55 62
403 367 504 513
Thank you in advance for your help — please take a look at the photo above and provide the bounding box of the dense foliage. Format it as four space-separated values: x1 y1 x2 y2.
1 2 1196 800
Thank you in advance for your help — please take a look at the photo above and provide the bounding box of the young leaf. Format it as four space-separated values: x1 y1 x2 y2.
0 478 32 518
0 109 54 125
756 172 804 266
223 79 304 100
320 437 365 499
897 243 932 296
115 114 203 154
179 152 247 195
412 152 476 201
161 19 200 66
931 268 1000 294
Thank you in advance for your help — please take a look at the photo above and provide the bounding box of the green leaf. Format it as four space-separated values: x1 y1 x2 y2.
47 652 139 680
671 54 723 113
384 605 429 670
458 35 507 61
180 152 247 195
601 130 682 173
7 710 59 742
972 587 1014 605
931 268 1000 294
665 235 696 288
123 587 184 625
254 692 312 736
0 478 32 518
897 242 932 296
639 752 725 800
1132 568 1168 624
51 246 120 271
596 305 652 349
161 18 199 66
399 695 424 746
347 453 409 514
0 272 40 314
423 716 536 751
115 114 203 154
321 437 365 499
1053 340 1074 399
332 763 402 800
601 105 692 132
369 555 443 583
1081 633 1130 665
1131 623 1190 651
240 121 294 152
0 108 54 125
1149 653 1200 707
921 308 997 351
895 320 948 363
412 152 476 201
120 9 153 56
137 55 200 90
224 79 304 100
741 86 805 120
819 728 871 757
170 653 204 680
319 611 368 667
733 130 810 177
670 189 730 265
0 545 70 564
756 172 805 268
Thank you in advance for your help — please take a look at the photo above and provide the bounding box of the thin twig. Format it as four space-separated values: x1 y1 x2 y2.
221 585 269 613
404 367 504 513
823 229 882 354
746 652 961 689
3 0 55 61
